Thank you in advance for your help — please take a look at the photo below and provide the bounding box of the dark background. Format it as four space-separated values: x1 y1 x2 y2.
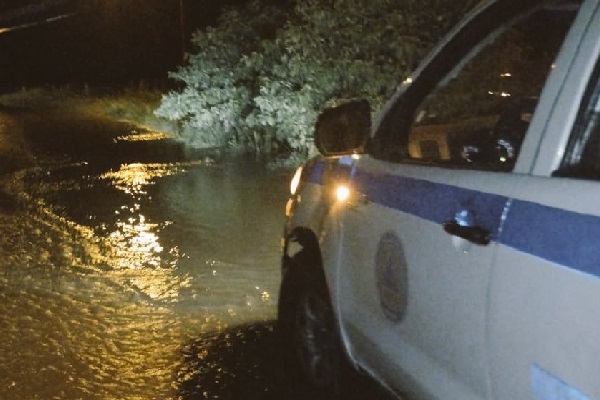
0 0 254 92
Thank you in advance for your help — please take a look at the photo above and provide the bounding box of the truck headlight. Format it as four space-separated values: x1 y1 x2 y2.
290 166 303 195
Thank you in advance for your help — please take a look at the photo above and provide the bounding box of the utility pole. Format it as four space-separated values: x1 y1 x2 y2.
179 0 186 63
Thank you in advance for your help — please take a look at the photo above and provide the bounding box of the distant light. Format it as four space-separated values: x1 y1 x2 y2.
0 12 77 35
488 90 511 97
336 185 351 202
500 72 512 77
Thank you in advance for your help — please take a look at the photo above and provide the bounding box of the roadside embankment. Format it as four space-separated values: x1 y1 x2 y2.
0 108 36 174
0 86 178 138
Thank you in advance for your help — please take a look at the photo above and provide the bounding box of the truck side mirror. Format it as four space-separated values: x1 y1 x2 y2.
314 100 371 156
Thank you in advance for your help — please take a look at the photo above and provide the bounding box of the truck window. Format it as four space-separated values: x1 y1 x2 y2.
406 7 576 171
559 61 600 180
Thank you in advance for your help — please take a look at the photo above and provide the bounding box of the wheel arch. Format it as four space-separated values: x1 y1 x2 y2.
280 224 364 384
282 226 324 279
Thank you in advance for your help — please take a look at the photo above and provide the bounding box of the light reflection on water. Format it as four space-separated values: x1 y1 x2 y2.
100 163 183 303
101 162 183 195
0 124 290 399
88 159 286 312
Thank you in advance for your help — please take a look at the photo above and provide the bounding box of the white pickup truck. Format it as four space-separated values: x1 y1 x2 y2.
277 0 600 399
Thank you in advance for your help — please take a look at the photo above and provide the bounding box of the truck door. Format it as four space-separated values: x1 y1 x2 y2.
336 2 582 399
488 3 600 398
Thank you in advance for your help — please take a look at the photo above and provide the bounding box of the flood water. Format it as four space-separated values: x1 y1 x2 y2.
0 110 392 400
0 110 291 399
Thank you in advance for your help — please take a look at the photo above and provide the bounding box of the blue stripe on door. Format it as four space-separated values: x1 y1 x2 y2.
502 200 600 278
352 169 509 236
306 159 600 279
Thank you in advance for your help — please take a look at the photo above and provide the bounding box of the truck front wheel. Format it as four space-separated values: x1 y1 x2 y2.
277 251 342 395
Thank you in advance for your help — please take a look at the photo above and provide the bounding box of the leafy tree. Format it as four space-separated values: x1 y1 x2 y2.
155 2 286 149
155 0 476 156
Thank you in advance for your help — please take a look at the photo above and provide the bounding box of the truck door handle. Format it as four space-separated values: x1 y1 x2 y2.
442 220 491 246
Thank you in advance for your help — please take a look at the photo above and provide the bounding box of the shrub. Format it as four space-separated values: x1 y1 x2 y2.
156 0 477 157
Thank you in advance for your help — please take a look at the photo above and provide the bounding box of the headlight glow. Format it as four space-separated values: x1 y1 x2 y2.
336 185 351 202
290 166 303 195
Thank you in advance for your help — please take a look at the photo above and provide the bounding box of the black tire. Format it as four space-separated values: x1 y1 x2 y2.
277 250 343 397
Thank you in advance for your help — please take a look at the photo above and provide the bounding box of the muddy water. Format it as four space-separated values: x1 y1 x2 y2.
0 111 291 399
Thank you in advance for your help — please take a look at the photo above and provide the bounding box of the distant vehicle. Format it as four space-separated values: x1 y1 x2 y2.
277 0 600 399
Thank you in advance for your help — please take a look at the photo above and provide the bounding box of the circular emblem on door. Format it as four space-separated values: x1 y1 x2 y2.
375 232 408 323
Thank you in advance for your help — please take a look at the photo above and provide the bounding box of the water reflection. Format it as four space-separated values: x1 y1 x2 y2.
100 162 176 272
115 130 172 143
101 162 184 196
0 112 295 398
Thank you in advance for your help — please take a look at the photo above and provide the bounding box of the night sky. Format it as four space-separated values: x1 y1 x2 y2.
0 0 250 92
